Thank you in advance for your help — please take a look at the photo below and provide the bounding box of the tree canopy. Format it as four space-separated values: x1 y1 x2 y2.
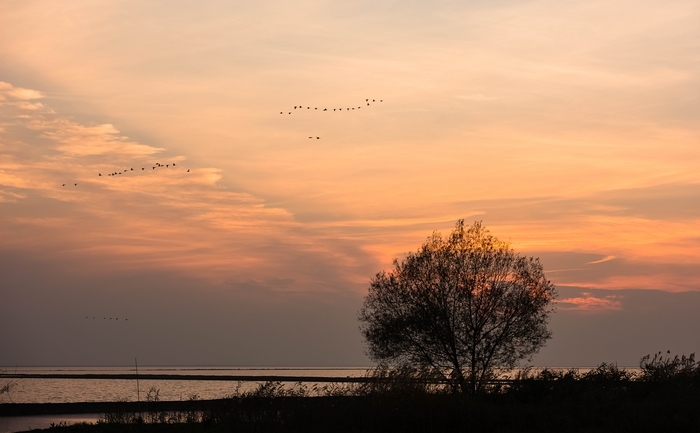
359 220 556 394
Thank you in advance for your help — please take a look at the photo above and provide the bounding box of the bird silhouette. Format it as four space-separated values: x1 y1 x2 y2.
142 168 145 170
187 169 190 172
323 108 327 111
316 137 320 139
99 173 102 176
62 184 65 186
74 183 77 186
173 163 176 166
280 112 283 114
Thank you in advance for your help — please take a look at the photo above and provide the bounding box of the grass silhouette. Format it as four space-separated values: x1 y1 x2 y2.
8 352 700 433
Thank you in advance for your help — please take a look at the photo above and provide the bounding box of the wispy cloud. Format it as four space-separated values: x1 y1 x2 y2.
0 81 379 296
586 255 616 265
558 292 623 312
0 81 43 100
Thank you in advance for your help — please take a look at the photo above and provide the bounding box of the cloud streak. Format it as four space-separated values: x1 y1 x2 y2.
0 81 380 300
558 292 623 312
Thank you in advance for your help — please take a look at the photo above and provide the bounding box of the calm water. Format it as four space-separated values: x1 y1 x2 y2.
0 366 371 404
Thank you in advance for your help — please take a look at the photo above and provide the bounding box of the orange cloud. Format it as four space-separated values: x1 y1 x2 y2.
557 292 622 312
0 81 44 100
0 81 379 295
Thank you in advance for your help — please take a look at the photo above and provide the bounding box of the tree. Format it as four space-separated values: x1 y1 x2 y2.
358 220 556 394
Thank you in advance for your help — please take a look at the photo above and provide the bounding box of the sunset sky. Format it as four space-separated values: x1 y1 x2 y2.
1 0 699 367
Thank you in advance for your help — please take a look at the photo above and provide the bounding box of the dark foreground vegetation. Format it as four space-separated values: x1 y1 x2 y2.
7 353 700 433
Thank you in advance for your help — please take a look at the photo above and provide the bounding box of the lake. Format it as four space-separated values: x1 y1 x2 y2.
0 366 372 404
0 366 371 433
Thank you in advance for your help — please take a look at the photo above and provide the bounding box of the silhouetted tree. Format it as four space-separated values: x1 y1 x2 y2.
359 220 556 394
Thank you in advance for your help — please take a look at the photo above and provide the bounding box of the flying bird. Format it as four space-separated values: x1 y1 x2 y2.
74 183 77 186
99 173 101 176
62 184 65 186
187 169 190 172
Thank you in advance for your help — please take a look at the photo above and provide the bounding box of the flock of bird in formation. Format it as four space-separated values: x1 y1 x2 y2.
62 162 189 187
280 98 383 115
281 98 384 140
85 316 128 321
62 98 383 186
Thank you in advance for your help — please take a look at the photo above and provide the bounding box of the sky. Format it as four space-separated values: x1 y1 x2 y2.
1 0 699 368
